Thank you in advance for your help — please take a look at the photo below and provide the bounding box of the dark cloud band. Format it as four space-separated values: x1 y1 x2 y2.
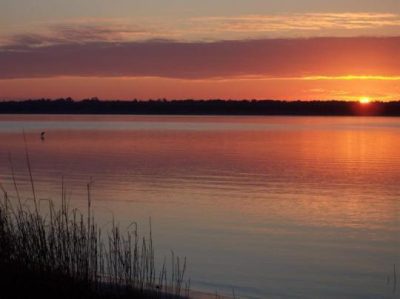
1 37 400 79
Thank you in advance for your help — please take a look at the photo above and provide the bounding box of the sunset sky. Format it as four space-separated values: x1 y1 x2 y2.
1 0 400 100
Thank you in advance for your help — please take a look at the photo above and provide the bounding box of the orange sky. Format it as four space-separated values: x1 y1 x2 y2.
1 76 400 101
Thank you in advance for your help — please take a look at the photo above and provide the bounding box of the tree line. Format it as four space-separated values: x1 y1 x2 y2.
1 98 400 116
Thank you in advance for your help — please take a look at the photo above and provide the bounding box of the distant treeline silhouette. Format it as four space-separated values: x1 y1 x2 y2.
1 98 400 116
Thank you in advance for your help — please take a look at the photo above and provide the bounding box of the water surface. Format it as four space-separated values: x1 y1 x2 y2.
0 115 399 298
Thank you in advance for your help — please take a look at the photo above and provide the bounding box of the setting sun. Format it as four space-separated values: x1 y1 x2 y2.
359 97 371 104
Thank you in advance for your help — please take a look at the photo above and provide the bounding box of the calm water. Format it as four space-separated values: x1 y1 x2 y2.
0 115 399 299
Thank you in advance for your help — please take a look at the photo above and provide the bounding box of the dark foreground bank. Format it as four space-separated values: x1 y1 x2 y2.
0 261 176 299
1 99 400 116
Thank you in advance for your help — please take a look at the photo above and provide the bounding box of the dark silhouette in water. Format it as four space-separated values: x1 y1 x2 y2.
0 98 399 116
40 131 46 140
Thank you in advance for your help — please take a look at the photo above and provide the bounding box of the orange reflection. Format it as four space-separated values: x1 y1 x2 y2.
1 116 399 233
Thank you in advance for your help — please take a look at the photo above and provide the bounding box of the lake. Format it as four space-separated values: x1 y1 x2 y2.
0 115 399 299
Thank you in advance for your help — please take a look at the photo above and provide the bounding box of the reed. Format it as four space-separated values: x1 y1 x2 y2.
0 173 189 299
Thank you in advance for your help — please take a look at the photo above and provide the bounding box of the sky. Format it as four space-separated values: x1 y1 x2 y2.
1 0 400 100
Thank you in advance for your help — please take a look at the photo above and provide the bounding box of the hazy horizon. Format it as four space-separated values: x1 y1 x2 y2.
1 97 400 102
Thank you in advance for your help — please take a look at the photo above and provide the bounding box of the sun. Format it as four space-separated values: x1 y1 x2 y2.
359 97 371 104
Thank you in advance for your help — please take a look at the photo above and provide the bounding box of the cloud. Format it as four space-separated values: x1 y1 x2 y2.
2 12 400 48
2 20 170 48
191 13 400 33
1 37 400 80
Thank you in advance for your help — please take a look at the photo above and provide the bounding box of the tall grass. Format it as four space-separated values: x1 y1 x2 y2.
0 159 189 298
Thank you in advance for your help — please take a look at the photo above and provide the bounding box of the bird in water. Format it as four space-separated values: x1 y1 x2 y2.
40 131 46 140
